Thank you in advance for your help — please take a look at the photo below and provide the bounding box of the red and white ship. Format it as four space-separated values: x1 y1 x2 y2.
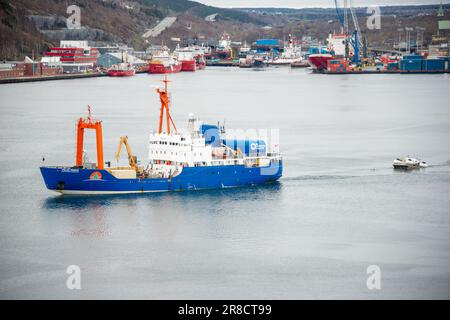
270 34 303 65
308 33 351 71
107 62 136 77
175 46 207 71
149 53 182 74
308 53 333 71
177 51 196 72
214 34 233 59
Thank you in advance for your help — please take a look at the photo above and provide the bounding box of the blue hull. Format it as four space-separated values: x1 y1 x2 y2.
40 162 282 194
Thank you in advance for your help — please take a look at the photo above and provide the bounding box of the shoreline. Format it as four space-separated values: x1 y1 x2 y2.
0 69 150 85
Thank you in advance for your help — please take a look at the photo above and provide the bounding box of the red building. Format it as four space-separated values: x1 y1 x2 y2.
45 41 99 73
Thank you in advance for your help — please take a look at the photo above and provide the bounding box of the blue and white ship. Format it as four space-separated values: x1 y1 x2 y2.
40 78 282 195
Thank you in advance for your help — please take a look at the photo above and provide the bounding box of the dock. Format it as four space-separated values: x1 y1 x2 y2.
318 69 450 75
0 72 107 84
0 69 150 85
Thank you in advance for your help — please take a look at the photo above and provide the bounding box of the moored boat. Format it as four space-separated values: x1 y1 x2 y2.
175 46 207 71
149 53 182 74
176 50 196 72
252 56 268 69
290 60 310 68
214 34 233 59
308 53 333 71
307 33 349 71
270 34 303 66
107 62 136 77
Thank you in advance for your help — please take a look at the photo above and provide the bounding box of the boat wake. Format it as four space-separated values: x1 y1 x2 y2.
426 159 450 168
282 175 356 182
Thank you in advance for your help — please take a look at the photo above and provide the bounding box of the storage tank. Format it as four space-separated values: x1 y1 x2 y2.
222 139 266 156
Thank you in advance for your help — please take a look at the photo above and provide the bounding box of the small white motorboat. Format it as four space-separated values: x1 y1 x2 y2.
419 161 428 168
393 157 427 170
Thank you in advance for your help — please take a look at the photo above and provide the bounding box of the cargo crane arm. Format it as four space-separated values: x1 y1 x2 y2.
334 0 363 62
115 136 137 169
334 0 345 27
221 143 243 158
349 0 364 48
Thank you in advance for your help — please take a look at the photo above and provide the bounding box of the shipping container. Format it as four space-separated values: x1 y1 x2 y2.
437 56 450 70
255 39 280 46
327 59 350 72
422 59 445 71
387 62 399 70
400 59 422 71
308 47 328 55
402 54 422 60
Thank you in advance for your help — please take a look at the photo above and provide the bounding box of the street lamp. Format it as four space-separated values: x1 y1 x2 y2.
397 28 403 54
415 27 426 53
405 27 414 54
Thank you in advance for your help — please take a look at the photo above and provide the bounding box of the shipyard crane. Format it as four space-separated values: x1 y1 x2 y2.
334 0 363 62
115 136 137 170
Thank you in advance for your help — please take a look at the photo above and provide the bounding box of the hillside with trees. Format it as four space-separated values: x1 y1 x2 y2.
1 0 448 60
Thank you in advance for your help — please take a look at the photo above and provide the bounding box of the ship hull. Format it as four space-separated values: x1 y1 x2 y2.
40 161 283 195
107 69 136 77
181 60 196 72
307 54 333 71
149 63 182 74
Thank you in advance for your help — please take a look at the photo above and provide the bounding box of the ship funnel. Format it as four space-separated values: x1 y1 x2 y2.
188 113 197 135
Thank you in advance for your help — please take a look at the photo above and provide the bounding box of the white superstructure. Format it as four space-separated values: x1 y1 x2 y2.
143 78 281 179
327 33 354 56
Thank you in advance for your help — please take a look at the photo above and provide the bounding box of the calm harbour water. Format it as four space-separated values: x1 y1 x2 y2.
0 67 449 299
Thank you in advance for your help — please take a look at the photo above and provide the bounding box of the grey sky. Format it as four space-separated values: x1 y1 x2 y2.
197 0 449 8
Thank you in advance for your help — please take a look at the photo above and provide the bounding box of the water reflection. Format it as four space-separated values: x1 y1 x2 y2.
41 182 283 212
70 210 110 237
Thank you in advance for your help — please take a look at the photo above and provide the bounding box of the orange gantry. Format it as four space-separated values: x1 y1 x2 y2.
157 76 177 134
75 106 104 169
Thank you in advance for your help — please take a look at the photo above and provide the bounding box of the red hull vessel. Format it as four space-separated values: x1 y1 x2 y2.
307 54 333 71
181 60 196 72
149 62 182 74
107 62 136 77
107 69 135 77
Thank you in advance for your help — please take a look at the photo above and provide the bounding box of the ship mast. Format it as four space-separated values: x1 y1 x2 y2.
156 75 177 134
